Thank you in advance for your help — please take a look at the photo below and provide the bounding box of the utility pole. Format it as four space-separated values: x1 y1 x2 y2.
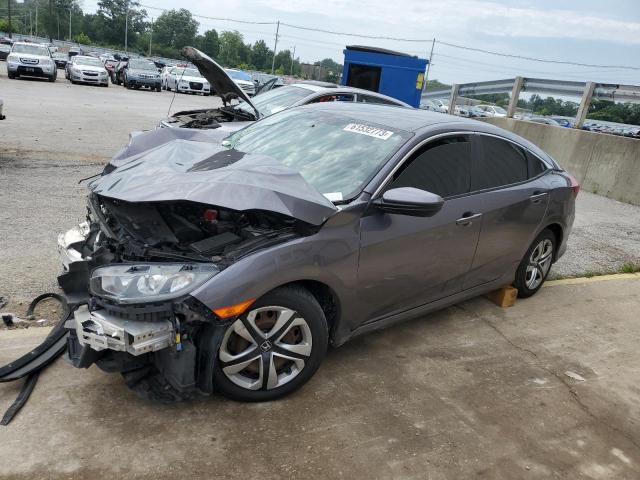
124 0 129 53
35 3 38 38
424 38 435 90
271 20 280 74
30 10 33 36
48 0 53 42
68 8 71 41
149 17 153 56
7 0 12 39
290 45 295 76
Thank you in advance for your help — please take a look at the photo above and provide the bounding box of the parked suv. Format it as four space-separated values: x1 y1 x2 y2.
123 58 161 91
6 42 57 82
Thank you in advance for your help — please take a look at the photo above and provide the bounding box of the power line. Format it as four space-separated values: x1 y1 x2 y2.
138 4 277 26
435 40 640 71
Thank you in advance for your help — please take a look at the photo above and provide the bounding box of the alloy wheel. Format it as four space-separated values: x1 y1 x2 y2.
525 238 553 290
219 306 313 391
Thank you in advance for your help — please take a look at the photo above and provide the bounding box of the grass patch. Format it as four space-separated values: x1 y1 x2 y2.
619 262 640 274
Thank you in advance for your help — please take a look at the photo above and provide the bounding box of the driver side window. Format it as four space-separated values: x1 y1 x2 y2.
388 135 472 198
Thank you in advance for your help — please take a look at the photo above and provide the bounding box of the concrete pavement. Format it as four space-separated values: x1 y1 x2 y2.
1 276 639 479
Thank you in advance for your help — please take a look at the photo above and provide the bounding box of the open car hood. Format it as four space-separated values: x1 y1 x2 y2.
91 133 337 226
182 46 260 120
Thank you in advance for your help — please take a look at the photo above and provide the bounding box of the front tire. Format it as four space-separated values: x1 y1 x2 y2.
8 71 15 79
213 286 328 401
514 229 556 298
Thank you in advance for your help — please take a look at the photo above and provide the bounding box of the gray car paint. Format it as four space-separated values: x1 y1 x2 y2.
179 103 575 346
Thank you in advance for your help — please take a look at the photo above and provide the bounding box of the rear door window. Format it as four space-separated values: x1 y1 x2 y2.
473 136 528 190
388 135 472 198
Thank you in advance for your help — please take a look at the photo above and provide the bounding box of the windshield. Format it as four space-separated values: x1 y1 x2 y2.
129 60 156 70
12 44 50 56
237 85 310 117
75 57 103 67
493 106 507 114
225 109 411 201
173 68 203 78
225 69 252 82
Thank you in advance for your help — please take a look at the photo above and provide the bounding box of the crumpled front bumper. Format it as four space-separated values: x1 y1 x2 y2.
66 305 174 356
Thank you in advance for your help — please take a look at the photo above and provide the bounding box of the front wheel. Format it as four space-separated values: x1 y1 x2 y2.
513 229 556 298
213 286 328 401
8 71 15 79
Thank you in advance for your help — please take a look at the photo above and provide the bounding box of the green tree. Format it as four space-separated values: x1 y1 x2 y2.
73 31 90 44
250 39 271 71
218 30 249 67
195 28 220 59
96 0 147 49
152 8 198 55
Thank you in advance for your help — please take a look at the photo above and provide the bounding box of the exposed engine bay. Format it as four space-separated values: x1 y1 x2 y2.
83 193 308 266
161 105 256 129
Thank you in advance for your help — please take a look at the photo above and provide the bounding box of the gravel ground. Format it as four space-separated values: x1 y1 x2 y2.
0 63 638 309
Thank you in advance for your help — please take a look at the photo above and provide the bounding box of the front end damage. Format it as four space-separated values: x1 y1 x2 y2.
59 193 319 399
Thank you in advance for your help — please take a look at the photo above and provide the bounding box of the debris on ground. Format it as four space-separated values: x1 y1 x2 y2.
564 371 586 382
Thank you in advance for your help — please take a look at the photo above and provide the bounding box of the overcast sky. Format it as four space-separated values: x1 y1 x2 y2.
84 0 640 86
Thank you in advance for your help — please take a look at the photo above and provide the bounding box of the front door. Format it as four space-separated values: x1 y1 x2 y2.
357 134 482 322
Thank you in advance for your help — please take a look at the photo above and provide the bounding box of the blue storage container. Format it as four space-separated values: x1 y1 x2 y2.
341 45 428 108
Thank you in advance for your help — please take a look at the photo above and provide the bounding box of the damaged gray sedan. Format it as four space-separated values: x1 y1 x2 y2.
59 102 577 402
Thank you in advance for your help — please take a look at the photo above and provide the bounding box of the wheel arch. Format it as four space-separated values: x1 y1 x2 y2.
542 222 564 260
272 280 342 341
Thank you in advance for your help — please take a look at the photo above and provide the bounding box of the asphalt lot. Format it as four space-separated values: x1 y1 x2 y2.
1 277 640 479
1 61 640 479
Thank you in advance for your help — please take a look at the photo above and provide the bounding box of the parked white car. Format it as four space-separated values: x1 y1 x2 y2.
6 42 57 82
224 68 256 96
474 105 508 117
163 67 211 95
66 55 109 87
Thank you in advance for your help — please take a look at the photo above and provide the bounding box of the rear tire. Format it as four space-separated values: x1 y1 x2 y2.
513 229 556 298
213 286 328 402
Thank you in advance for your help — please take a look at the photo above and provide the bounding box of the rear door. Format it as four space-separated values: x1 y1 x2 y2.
464 134 550 289
357 134 483 321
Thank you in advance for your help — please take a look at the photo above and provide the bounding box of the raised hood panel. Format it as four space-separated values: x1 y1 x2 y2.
92 137 337 226
182 46 259 119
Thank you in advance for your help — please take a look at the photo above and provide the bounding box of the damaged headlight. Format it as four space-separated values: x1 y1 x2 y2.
90 264 218 303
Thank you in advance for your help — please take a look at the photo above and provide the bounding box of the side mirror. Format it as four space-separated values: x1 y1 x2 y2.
373 187 444 217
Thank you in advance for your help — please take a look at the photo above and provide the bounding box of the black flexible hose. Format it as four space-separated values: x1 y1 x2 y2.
0 293 76 426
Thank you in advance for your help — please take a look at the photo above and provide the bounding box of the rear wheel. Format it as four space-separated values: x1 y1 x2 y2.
514 229 556 298
213 286 328 401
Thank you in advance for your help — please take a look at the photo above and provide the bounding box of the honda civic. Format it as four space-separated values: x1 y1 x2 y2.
58 102 578 402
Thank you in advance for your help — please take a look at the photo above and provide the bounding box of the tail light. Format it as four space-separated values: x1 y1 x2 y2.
567 173 580 198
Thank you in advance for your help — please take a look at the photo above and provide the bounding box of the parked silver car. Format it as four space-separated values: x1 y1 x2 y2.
6 42 57 82
66 55 109 87
160 47 411 130
59 101 578 402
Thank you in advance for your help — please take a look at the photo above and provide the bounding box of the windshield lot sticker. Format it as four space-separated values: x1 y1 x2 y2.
343 123 394 140
324 192 343 202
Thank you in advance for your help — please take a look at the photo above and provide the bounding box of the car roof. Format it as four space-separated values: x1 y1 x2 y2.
294 102 559 166
298 102 469 132
286 83 412 107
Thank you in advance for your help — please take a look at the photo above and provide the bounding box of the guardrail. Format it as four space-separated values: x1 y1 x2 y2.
422 77 640 128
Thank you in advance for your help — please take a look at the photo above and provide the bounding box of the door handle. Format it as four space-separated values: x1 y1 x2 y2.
530 192 548 204
456 213 482 226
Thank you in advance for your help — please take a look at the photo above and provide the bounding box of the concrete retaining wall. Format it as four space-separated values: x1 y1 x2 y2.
482 118 640 205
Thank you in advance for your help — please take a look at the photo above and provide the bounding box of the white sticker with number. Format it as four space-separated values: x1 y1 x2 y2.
343 123 394 140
